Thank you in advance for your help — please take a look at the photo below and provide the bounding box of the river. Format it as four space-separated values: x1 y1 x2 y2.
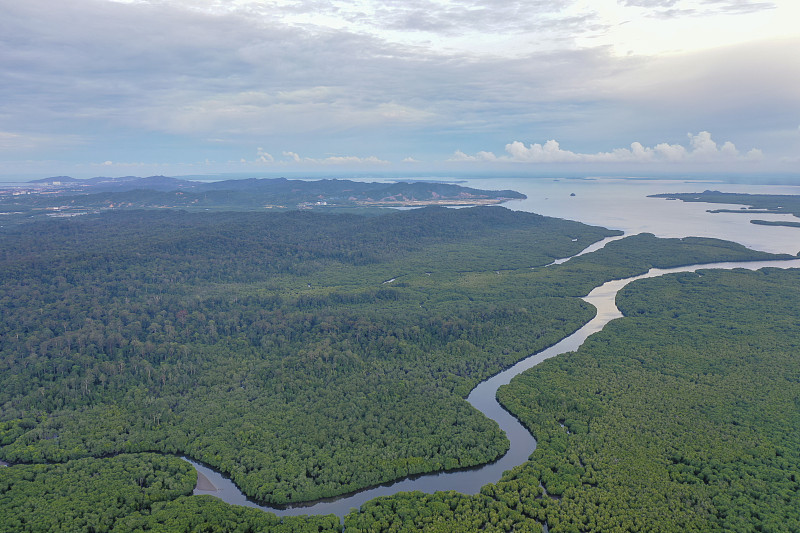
2 176 798 520
190 249 800 517
188 177 800 517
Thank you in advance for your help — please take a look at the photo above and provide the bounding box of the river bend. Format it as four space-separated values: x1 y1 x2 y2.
189 254 800 517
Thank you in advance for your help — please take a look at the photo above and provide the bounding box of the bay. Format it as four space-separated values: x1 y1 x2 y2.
480 177 800 255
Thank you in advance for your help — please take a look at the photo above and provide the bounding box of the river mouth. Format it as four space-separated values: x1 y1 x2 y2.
184 242 800 517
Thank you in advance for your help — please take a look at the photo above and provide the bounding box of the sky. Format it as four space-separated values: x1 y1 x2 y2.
1 0 799 179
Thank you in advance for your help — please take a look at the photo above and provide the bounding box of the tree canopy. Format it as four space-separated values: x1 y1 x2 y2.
1 205 791 531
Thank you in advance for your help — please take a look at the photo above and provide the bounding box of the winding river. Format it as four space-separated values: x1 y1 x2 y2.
188 237 800 518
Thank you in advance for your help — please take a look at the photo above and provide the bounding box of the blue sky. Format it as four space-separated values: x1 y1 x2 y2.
1 0 798 179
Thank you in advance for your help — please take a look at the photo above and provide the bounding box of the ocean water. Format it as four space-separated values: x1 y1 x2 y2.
467 177 800 255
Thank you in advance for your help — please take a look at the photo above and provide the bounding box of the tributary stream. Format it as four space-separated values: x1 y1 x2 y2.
188 250 800 518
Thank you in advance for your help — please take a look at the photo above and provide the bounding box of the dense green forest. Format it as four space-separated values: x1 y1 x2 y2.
496 267 800 532
0 207 619 505
0 454 339 532
345 268 800 532
0 205 791 530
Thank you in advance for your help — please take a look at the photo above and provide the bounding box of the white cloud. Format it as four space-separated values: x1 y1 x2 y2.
238 149 391 166
455 132 764 165
505 140 581 162
745 148 764 160
620 0 777 17
689 130 721 155
449 149 498 162
282 151 302 163
322 155 389 165
652 142 687 162
89 160 149 168
256 147 274 163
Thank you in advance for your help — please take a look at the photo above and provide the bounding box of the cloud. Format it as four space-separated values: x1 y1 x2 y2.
141 92 436 138
0 131 84 151
154 0 600 46
0 1 439 137
0 0 616 146
504 140 581 163
0 0 797 175
89 160 150 168
620 0 776 17
449 150 499 162
282 151 302 163
321 155 389 165
454 132 764 164
0 132 35 151
368 0 588 37
256 148 274 163
248 150 391 166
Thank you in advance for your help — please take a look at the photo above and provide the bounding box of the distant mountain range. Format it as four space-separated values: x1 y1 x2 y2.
28 175 196 192
1 176 526 222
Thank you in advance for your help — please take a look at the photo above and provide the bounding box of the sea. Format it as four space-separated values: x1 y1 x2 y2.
433 176 800 255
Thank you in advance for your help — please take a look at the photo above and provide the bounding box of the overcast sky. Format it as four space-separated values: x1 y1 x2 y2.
1 0 798 179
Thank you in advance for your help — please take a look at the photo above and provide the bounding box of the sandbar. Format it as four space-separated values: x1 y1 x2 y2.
195 470 218 491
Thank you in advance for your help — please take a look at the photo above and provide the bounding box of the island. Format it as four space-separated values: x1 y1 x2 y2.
650 190 800 228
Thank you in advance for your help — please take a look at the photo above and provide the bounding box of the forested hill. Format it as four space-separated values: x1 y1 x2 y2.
0 205 620 508
344 267 800 532
0 205 787 531
0 177 525 223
